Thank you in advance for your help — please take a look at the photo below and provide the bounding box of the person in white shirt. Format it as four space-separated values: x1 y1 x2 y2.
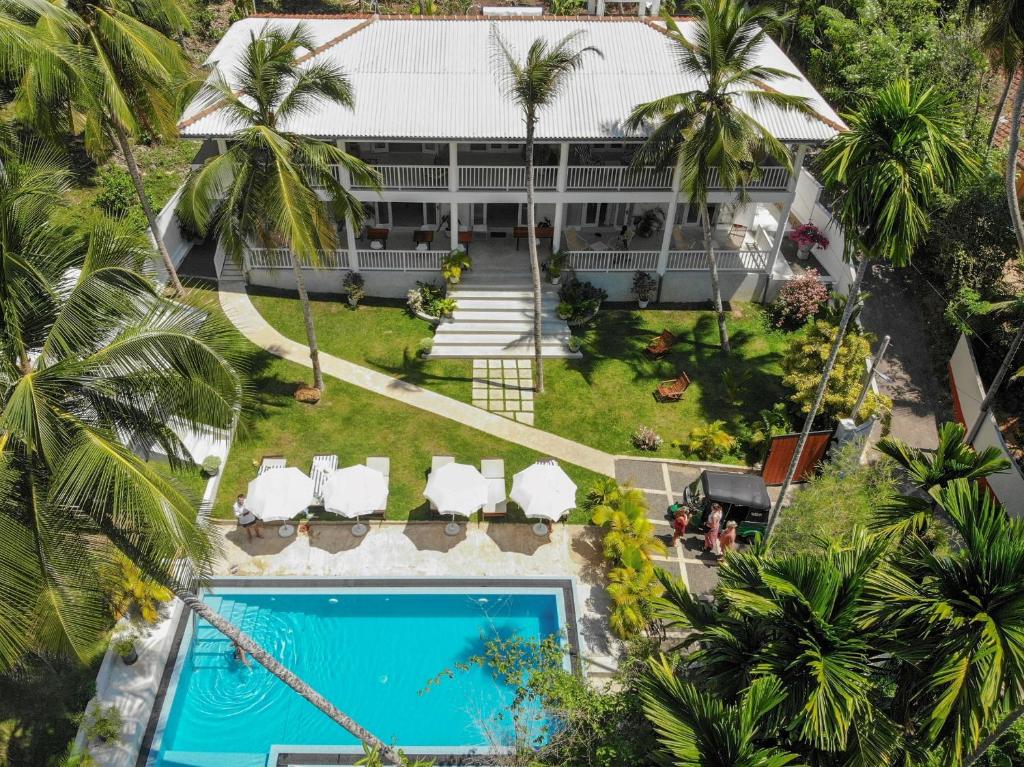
233 494 263 541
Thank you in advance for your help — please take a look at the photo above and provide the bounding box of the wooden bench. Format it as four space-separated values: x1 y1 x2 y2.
514 226 554 250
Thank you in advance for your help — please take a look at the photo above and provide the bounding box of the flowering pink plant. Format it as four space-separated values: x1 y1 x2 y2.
787 223 830 250
768 269 830 329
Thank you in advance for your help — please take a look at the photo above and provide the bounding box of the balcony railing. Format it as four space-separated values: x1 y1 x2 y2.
349 164 449 190
706 167 789 190
246 248 350 270
566 166 672 191
459 165 558 190
565 250 660 272
667 249 770 271
357 249 443 271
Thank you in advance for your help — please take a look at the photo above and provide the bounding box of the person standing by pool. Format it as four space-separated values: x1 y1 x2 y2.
703 503 723 557
233 494 263 541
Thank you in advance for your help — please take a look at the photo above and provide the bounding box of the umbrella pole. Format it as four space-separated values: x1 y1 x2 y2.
352 514 368 537
445 512 460 537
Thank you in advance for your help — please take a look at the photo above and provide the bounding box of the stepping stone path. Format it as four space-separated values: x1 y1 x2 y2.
472 359 535 425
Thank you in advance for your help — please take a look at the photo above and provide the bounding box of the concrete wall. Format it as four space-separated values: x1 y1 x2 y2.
789 170 857 295
575 270 765 303
949 333 1024 516
149 186 193 279
247 268 441 298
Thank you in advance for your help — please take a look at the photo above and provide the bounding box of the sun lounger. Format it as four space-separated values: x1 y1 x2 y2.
310 454 338 501
258 455 286 475
728 224 748 248
429 456 454 511
645 329 676 358
563 229 591 251
481 458 507 518
366 457 390 514
656 372 692 402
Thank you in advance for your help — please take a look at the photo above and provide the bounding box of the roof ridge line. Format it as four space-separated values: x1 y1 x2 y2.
641 17 845 135
177 16 376 132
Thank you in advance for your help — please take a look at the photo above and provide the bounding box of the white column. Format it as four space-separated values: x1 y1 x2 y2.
553 142 570 251
765 144 808 279
596 0 606 15
448 141 458 193
657 166 682 276
336 140 358 271
215 139 227 154
649 0 660 14
637 0 645 16
450 202 459 251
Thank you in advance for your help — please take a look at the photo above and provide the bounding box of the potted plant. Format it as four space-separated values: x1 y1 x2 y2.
631 271 658 308
546 249 568 286
434 297 458 318
441 249 472 284
557 301 573 320
787 223 829 260
567 335 582 353
342 271 365 306
112 632 139 666
201 455 221 477
84 704 123 745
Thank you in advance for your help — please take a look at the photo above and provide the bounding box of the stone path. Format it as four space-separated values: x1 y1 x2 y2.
218 280 616 475
472 359 536 425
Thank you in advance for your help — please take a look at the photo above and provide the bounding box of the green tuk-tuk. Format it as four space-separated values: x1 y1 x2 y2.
682 470 771 540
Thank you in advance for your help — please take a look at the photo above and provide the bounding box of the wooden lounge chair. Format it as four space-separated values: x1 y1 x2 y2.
728 224 748 248
428 455 454 511
258 455 286 475
656 372 692 402
366 457 390 515
310 454 338 501
480 458 507 518
645 329 676 358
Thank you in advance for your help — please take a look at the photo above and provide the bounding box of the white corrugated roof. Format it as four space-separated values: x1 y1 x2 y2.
180 16 843 143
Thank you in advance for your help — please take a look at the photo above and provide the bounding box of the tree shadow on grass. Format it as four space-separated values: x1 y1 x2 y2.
367 348 476 390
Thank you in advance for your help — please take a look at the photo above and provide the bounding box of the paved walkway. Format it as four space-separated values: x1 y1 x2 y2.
861 263 943 450
472 359 536 425
218 280 616 476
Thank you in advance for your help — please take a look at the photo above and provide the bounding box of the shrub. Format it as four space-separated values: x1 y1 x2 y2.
441 249 471 284
631 271 658 302
735 403 792 463
768 270 830 329
342 271 365 303
677 420 737 461
112 631 137 658
417 337 433 357
201 455 221 476
407 282 455 318
545 249 568 281
557 277 607 323
631 426 663 451
95 167 136 217
547 0 586 13
783 320 892 424
83 704 122 744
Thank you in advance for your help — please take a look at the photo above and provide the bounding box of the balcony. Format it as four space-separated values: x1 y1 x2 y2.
566 165 672 191
459 165 558 190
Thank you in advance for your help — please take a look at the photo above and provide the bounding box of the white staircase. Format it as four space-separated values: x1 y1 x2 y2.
430 274 579 359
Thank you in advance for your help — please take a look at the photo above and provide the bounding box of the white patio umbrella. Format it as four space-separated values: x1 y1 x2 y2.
423 462 488 535
245 467 315 533
511 461 578 536
322 465 388 537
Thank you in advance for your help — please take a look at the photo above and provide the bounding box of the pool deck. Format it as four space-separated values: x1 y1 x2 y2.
84 521 616 767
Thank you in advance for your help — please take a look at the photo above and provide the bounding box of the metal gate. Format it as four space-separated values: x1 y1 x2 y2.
761 430 833 485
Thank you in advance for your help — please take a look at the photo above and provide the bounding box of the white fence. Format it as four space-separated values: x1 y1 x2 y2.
246 248 350 270
706 166 789 190
566 165 672 191
459 165 558 190
565 250 659 271
949 334 1024 516
667 249 770 271
350 164 449 190
357 249 443 271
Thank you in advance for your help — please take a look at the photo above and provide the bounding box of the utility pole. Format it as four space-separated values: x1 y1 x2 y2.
851 334 890 421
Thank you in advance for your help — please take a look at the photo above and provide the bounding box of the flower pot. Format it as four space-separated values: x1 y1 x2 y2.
119 648 138 666
797 243 812 260
638 299 650 309
347 296 359 307
550 275 561 286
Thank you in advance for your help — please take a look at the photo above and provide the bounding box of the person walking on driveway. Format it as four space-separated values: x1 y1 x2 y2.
718 520 738 561
672 506 690 546
703 503 723 557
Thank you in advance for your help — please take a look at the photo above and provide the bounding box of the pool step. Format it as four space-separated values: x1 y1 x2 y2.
191 600 262 670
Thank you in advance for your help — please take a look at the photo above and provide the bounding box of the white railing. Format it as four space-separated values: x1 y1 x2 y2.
348 164 449 190
458 165 558 190
246 248 350 270
667 249 770 271
565 250 660 272
566 166 672 190
357 249 443 271
706 166 789 190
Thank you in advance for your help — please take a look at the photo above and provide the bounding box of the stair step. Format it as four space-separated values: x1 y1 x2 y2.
450 310 546 322
449 288 539 299
430 332 571 346
453 298 559 311
431 345 581 359
436 322 568 334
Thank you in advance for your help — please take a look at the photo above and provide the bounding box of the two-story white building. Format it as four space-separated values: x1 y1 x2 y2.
175 14 844 356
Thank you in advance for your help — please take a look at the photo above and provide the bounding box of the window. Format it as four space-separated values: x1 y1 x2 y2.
423 143 439 153
470 143 486 151
372 142 388 152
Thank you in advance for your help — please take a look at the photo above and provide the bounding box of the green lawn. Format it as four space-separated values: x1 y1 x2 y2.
249 289 795 463
197 288 604 522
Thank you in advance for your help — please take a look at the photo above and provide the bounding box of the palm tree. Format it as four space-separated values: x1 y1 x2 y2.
592 486 667 562
641 660 801 767
178 25 378 394
967 0 1024 146
491 28 601 393
8 0 195 296
0 155 402 764
879 421 1009 492
626 2 814 353
965 292 1024 443
767 79 976 534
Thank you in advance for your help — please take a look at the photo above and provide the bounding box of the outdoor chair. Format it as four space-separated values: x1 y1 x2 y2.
429 456 454 511
366 457 391 515
655 372 692 403
645 329 676 358
310 454 338 501
258 455 286 475
727 224 748 249
480 458 507 518
563 229 591 251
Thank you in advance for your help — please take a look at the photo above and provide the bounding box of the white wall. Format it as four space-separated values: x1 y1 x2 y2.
788 169 857 295
148 186 193 278
949 333 1024 517
574 270 764 303
247 268 441 298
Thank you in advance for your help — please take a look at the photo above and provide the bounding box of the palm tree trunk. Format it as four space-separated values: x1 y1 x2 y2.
766 255 869 535
525 116 545 393
968 71 1024 444
290 254 325 392
964 702 1024 766
701 202 730 353
988 69 1015 148
112 123 186 298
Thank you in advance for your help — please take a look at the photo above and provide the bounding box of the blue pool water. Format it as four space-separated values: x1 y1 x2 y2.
154 589 563 767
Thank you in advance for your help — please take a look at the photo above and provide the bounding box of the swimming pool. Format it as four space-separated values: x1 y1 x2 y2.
146 580 575 767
